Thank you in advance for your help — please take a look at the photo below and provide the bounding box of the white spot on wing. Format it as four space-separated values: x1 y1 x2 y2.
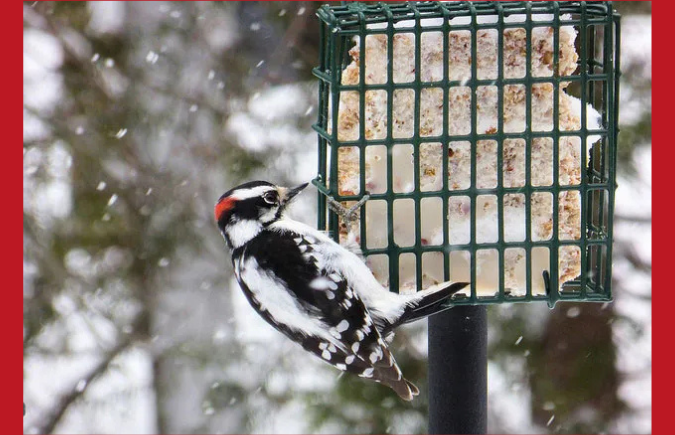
352 342 360 353
311 277 331 290
336 320 349 332
345 355 355 364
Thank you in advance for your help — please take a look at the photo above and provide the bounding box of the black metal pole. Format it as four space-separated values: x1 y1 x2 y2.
428 305 488 434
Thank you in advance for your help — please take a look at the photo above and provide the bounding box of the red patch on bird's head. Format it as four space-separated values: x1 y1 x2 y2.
214 196 236 222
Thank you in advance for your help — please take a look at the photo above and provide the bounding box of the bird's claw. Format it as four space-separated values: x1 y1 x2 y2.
327 194 370 224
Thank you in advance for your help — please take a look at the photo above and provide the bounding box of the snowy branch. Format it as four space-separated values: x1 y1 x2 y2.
35 327 139 434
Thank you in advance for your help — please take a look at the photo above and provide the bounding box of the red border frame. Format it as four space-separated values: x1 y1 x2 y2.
17 1 656 434
652 1 662 434
16 1 24 433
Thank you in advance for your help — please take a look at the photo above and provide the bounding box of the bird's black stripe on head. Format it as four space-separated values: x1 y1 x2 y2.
217 180 275 204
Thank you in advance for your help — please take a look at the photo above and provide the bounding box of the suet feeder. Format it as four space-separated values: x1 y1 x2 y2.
312 1 620 309
312 3 620 431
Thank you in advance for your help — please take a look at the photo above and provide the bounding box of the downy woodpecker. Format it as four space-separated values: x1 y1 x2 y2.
215 180 468 400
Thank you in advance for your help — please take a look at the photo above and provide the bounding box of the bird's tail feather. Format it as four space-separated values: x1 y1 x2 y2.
383 377 420 401
382 281 469 335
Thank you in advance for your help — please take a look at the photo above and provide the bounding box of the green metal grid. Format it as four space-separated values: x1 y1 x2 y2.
312 1 620 308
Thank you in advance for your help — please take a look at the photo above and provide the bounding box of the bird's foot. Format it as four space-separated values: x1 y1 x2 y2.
326 194 370 224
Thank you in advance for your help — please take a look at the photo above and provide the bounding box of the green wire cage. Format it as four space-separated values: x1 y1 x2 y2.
312 1 620 308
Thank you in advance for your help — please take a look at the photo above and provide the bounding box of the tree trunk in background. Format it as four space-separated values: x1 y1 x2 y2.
529 303 623 432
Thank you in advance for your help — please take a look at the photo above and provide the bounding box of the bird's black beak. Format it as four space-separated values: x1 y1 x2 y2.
281 182 309 208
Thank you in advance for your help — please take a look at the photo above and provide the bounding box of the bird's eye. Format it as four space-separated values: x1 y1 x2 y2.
263 192 278 205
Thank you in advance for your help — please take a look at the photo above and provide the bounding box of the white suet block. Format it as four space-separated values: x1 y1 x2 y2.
333 17 600 296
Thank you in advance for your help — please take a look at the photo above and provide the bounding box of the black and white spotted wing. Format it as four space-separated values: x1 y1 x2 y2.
233 227 418 400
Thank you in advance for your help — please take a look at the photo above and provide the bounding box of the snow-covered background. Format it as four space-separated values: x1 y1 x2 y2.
24 2 651 434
